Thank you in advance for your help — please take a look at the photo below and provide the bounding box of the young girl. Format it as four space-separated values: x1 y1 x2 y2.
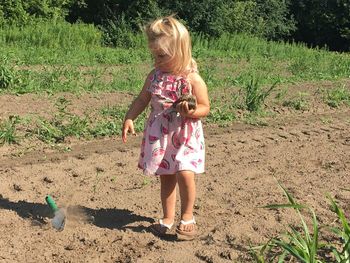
122 16 210 240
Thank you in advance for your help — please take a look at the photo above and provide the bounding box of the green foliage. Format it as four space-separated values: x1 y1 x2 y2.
66 0 295 46
207 105 236 125
100 14 144 48
0 20 102 49
161 0 295 39
258 180 323 262
0 20 349 102
253 181 350 262
0 57 17 89
282 92 309 111
67 0 163 46
243 78 278 112
255 0 296 40
201 0 296 39
99 104 146 132
323 86 350 108
0 115 20 144
290 0 350 51
36 97 90 143
0 0 349 51
327 196 350 262
33 98 148 144
0 0 73 26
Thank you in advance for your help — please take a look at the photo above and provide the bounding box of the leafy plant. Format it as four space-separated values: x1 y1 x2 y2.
243 77 278 112
207 105 236 125
36 97 90 143
253 181 350 262
0 115 20 144
283 92 309 111
327 195 350 262
324 86 350 108
92 168 104 194
90 120 119 137
243 112 269 126
0 57 16 90
259 180 325 262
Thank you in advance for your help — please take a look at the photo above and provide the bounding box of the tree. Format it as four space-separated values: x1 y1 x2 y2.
290 0 350 51
160 0 295 39
0 0 72 26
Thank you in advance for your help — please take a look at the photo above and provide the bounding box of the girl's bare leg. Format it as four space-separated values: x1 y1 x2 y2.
160 174 177 225
176 170 196 231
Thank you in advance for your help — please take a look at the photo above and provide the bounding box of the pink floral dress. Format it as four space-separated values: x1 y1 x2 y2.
138 69 205 175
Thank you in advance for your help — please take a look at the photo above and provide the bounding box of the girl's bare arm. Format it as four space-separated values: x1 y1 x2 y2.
176 72 210 118
122 70 153 142
124 70 154 121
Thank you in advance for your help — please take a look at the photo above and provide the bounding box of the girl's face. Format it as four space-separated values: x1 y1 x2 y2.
149 42 173 72
153 51 169 65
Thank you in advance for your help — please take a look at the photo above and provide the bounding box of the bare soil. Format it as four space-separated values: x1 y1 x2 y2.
0 81 349 262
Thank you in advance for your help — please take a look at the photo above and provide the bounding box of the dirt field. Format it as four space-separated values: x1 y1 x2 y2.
0 81 349 262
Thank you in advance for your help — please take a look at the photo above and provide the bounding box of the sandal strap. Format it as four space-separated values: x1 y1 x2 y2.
159 219 174 229
180 217 196 225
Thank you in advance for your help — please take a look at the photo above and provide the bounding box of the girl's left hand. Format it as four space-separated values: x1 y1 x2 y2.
175 101 195 118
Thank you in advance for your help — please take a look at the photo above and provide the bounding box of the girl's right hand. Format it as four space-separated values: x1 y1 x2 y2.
122 119 135 143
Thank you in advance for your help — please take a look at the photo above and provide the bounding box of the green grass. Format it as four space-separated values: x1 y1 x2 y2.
0 20 102 49
0 115 20 144
323 85 350 108
0 97 148 144
283 92 310 111
243 77 278 112
0 21 349 82
0 20 350 145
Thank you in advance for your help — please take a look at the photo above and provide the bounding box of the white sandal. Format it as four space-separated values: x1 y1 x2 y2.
176 217 197 241
149 219 174 236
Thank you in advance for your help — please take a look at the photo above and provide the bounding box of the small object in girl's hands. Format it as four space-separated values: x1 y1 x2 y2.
173 94 197 110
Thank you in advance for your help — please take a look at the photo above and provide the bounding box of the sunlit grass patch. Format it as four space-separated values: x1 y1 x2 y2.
243 77 279 112
0 115 20 144
0 56 19 90
323 85 350 108
282 92 310 111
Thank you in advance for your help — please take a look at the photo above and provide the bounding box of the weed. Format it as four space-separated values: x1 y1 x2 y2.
90 120 119 137
243 112 269 126
0 115 20 144
323 85 350 108
326 195 350 262
259 180 324 262
0 57 17 90
92 170 103 194
320 117 333 124
274 87 288 101
36 97 90 143
283 92 309 111
253 180 350 262
142 178 151 187
207 105 236 125
243 77 278 112
36 118 65 143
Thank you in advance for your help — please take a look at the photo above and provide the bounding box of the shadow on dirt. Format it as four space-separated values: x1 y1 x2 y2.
0 196 153 232
79 206 153 231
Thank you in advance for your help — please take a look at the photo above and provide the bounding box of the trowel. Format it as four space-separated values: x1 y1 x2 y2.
45 195 66 231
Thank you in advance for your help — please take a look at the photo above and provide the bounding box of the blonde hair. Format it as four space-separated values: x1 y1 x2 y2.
145 16 195 75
